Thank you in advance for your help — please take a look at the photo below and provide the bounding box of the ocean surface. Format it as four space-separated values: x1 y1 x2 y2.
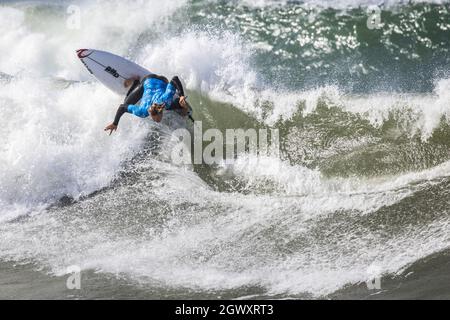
0 0 450 299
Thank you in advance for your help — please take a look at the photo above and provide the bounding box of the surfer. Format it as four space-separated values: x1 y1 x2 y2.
104 74 189 135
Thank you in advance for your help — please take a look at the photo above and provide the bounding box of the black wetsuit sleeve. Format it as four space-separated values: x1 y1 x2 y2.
170 76 185 96
113 104 129 126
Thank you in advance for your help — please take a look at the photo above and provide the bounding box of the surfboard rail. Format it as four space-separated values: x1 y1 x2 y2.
76 49 151 96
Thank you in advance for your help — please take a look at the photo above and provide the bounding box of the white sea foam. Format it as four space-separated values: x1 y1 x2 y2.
0 0 187 219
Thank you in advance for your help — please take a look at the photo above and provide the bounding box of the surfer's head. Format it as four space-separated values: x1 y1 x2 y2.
150 103 164 123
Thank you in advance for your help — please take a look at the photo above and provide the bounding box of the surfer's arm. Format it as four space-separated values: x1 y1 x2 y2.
170 76 185 96
105 105 128 135
112 104 129 126
105 103 146 135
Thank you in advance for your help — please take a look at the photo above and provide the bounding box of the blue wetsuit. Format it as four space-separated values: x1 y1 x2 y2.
127 77 176 117
112 74 185 126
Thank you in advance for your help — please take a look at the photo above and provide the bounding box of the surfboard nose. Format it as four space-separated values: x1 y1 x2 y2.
76 49 92 58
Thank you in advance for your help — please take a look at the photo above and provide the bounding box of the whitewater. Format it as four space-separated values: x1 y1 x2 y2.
0 0 449 299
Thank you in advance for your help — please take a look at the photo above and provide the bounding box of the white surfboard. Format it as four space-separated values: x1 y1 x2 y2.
76 49 151 96
76 48 193 120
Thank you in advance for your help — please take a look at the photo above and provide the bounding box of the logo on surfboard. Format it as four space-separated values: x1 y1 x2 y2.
105 66 120 78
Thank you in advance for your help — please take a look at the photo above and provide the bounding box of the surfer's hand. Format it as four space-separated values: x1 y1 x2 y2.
104 124 117 135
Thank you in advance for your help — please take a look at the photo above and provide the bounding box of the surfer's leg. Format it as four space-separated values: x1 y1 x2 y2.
125 79 140 97
123 81 144 105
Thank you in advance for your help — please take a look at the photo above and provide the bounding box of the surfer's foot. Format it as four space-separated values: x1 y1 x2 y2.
124 76 140 88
